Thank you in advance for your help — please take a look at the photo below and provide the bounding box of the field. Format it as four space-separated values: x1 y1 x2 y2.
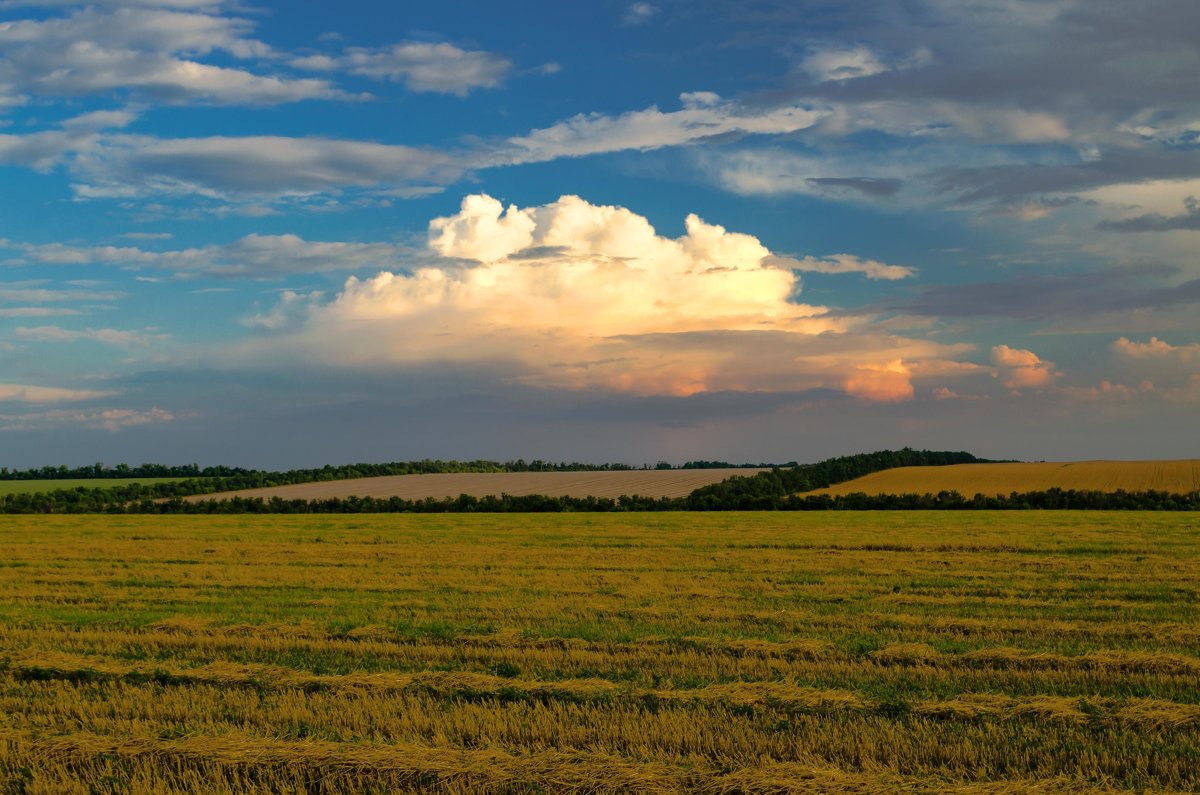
186 469 765 503
0 479 187 496
1 513 1198 793
813 460 1200 497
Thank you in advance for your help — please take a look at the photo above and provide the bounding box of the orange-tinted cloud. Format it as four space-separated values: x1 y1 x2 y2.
237 194 974 401
991 345 1059 389
1113 336 1200 361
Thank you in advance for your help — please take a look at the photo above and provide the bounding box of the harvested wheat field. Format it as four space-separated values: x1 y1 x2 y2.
812 460 1200 497
1 512 1198 793
186 468 764 503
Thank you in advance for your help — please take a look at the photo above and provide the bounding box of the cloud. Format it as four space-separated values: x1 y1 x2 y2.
778 254 915 281
1098 197 1200 233
991 345 1059 389
229 193 972 401
6 233 402 278
623 3 656 26
800 46 889 83
0 405 175 432
885 267 1200 321
13 325 162 346
1056 379 1153 402
697 149 912 201
292 41 512 96
842 359 914 401
60 108 140 131
0 307 81 317
69 134 462 200
0 5 344 105
0 283 125 303
0 130 86 170
499 94 828 164
1113 336 1200 361
0 383 115 403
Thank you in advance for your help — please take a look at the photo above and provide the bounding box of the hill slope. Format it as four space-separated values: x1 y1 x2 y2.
811 460 1200 497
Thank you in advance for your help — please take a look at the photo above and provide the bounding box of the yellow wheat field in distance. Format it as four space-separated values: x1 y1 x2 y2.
1 512 1198 793
186 468 766 503
811 460 1200 497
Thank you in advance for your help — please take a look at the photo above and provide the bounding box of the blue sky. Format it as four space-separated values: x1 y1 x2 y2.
1 0 1198 468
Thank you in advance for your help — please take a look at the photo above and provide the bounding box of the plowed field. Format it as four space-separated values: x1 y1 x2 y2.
187 469 765 502
812 460 1200 496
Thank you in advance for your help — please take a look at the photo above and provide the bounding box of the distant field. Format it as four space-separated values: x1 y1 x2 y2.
812 460 1200 497
0 512 1197 793
187 469 766 502
0 478 188 496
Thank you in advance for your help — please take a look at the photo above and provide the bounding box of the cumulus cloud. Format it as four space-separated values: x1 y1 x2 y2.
292 41 512 96
230 194 971 401
1113 336 1200 361
842 359 914 402
991 345 1060 389
0 5 343 105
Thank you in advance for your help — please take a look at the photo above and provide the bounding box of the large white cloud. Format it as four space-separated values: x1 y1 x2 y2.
232 194 970 400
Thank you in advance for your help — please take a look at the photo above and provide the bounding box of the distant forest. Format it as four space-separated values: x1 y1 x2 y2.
8 447 1193 513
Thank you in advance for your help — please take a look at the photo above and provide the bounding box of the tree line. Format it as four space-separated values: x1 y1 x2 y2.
2 487 1196 515
5 447 1192 513
0 457 782 483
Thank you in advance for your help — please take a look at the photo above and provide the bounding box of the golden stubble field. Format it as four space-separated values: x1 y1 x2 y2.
813 460 1200 497
184 469 766 503
0 512 1198 793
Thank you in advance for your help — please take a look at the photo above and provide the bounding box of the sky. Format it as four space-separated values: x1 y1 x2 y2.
1 0 1198 468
